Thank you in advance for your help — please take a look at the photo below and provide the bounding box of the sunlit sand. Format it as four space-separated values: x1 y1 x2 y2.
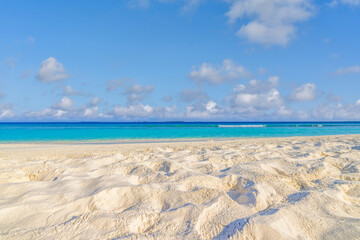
0 135 359 239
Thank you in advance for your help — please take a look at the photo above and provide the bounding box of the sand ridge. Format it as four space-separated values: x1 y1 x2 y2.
0 135 360 239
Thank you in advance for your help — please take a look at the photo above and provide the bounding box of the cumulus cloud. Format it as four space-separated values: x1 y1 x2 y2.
237 21 296 46
226 0 314 46
23 108 67 119
311 101 360 120
106 79 154 103
127 1 314 46
23 97 106 120
233 88 282 109
36 57 69 83
185 101 223 119
276 105 294 117
113 104 154 118
81 97 103 118
0 104 15 119
334 65 360 75
230 76 282 110
189 59 250 84
125 84 155 103
205 100 218 113
53 97 74 110
83 106 99 117
290 83 316 101
112 103 177 119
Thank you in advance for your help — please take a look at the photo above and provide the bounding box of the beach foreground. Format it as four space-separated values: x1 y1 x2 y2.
0 135 360 239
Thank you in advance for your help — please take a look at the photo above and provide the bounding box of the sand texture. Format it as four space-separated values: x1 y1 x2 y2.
0 135 360 239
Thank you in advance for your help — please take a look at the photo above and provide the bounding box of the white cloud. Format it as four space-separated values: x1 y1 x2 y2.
237 21 295 46
0 104 15 119
234 88 282 108
189 59 250 84
334 65 360 75
205 100 218 113
107 79 154 103
226 0 314 46
356 99 360 106
36 57 69 83
125 84 155 103
231 77 282 110
185 101 223 119
290 83 316 101
23 97 106 120
83 106 99 117
311 101 360 120
185 105 209 118
63 85 79 96
235 76 279 93
112 103 177 119
82 97 101 117
276 105 294 116
23 108 67 119
113 104 154 118
53 97 74 110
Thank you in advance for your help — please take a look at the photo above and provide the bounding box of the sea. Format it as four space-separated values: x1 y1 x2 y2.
0 122 360 142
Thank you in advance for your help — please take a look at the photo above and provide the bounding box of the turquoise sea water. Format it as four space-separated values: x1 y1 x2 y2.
1 122 360 142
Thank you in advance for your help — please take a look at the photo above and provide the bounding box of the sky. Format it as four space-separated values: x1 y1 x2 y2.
0 0 360 121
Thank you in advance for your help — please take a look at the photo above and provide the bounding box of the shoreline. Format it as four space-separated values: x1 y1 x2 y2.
0 133 360 145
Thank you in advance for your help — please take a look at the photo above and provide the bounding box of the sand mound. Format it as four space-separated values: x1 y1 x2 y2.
0 135 360 239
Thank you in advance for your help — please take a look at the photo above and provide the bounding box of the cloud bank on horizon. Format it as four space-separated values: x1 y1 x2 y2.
0 0 359 121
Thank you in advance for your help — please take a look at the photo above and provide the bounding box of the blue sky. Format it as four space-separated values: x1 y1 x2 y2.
0 0 360 121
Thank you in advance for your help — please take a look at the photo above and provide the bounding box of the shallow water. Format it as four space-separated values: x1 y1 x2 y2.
1 122 360 142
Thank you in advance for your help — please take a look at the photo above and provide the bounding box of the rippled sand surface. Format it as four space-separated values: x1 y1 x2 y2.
0 135 360 239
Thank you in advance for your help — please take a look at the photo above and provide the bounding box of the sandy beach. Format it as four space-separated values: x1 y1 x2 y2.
0 135 359 239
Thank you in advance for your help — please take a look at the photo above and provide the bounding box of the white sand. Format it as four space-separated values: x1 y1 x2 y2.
0 135 360 239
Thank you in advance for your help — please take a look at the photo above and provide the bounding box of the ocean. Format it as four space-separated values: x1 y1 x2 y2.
0 122 360 142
